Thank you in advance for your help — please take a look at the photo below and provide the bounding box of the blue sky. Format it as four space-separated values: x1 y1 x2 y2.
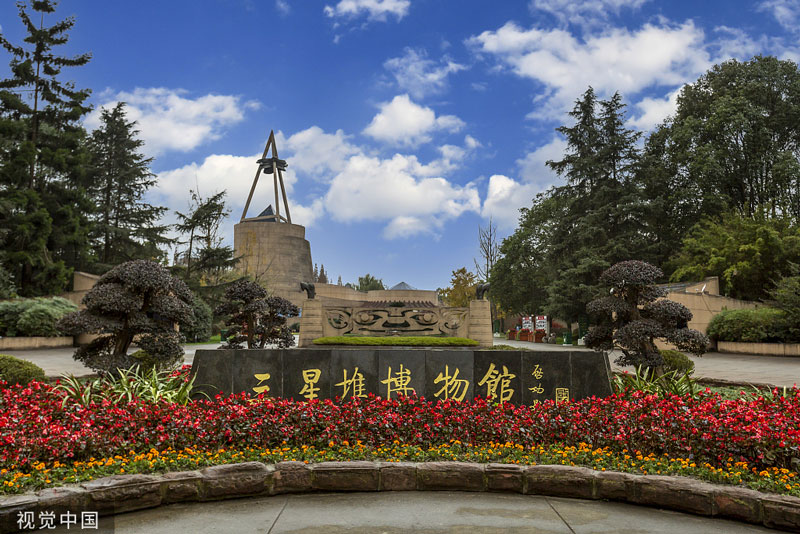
1 0 798 290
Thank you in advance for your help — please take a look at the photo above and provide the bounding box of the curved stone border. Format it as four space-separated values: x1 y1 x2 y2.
1 462 799 533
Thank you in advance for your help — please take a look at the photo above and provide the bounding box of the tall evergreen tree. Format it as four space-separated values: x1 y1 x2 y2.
541 89 644 322
0 0 93 295
87 102 169 270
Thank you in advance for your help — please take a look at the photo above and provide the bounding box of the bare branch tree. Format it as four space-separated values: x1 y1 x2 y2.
474 217 501 330
474 217 500 282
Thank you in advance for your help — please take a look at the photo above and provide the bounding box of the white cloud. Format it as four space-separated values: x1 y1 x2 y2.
517 137 567 186
464 135 482 150
384 48 467 99
758 0 800 31
712 26 766 60
86 88 260 156
530 0 650 28
156 152 322 229
276 0 290 15
468 21 711 120
155 126 481 240
323 0 410 21
482 137 566 228
481 174 538 229
363 94 464 146
629 87 681 130
283 126 360 179
325 153 480 238
383 216 435 239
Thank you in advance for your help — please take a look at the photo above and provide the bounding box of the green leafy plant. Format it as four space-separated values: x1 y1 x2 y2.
53 366 204 407
613 365 699 397
751 385 797 403
0 354 46 386
0 297 77 337
707 308 786 343
52 374 102 408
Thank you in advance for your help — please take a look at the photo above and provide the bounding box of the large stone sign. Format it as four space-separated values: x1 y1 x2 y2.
191 348 613 403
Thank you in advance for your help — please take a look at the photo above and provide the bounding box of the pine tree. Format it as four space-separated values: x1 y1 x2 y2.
544 89 644 322
174 189 237 288
0 0 93 295
87 102 169 269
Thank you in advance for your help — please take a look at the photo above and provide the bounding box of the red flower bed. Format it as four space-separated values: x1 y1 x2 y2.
1 382 798 472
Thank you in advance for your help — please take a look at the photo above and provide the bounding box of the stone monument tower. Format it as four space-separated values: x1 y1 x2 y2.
234 131 313 307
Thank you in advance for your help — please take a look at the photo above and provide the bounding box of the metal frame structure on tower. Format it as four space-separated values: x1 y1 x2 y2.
240 130 292 223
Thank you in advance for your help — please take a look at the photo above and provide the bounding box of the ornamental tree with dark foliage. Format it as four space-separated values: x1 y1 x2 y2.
584 260 708 369
57 260 194 373
216 279 299 349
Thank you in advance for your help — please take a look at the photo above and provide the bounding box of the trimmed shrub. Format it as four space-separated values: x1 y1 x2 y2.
128 349 165 369
0 297 77 337
0 354 45 386
0 300 32 336
216 280 298 349
707 308 786 343
660 349 695 375
586 260 708 368
57 260 194 374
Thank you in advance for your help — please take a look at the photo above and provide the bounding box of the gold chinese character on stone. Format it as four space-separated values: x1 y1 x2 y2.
299 369 322 400
381 364 416 398
253 372 271 394
555 387 570 403
433 365 469 402
336 367 367 399
477 363 516 404
531 364 544 380
529 383 544 395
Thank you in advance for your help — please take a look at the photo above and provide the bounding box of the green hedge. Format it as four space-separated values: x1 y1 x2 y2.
707 308 788 343
0 354 46 386
660 349 695 375
0 297 77 337
313 336 479 346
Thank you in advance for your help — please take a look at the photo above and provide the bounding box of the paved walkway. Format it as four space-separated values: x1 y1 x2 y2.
3 339 799 388
85 491 781 533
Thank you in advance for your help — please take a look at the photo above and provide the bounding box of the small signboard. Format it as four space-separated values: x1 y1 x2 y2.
535 315 548 333
522 316 533 330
